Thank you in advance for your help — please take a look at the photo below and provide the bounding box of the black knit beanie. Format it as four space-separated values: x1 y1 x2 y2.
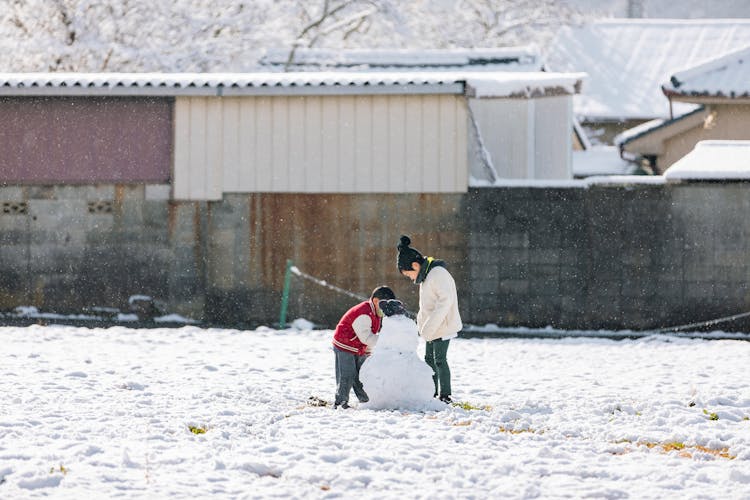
397 235 424 272
379 299 406 317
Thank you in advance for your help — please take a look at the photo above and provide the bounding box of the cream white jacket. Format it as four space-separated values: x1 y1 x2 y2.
417 265 463 342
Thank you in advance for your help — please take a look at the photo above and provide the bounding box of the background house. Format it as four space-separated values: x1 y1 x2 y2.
616 45 750 173
544 19 750 145
560 0 750 18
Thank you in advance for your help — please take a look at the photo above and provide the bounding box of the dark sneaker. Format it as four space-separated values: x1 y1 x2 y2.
307 396 330 407
358 397 369 404
334 402 350 409
439 395 453 404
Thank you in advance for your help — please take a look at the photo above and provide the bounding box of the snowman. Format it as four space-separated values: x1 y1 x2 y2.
360 300 446 411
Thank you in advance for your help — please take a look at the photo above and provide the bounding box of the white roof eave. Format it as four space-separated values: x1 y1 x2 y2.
0 82 467 97
0 71 583 98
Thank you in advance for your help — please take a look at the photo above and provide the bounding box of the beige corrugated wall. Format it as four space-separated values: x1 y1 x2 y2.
173 94 468 199
469 98 532 179
468 95 572 180
533 96 573 180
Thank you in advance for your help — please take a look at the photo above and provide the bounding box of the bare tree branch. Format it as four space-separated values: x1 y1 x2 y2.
342 14 370 41
493 17 563 39
286 0 366 70
101 47 113 71
296 0 352 42
308 6 377 47
0 0 588 73
54 0 76 45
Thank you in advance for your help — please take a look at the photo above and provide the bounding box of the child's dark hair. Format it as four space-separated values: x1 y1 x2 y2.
397 235 425 271
370 286 396 301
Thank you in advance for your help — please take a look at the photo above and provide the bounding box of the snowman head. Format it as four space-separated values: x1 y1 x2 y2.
379 299 406 317
370 286 396 315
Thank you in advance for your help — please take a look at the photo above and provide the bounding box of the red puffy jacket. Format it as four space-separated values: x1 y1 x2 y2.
332 300 382 356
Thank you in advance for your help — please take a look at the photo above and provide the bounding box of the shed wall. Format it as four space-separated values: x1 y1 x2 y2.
533 96 573 179
470 99 531 178
0 97 172 184
469 95 573 180
173 95 469 199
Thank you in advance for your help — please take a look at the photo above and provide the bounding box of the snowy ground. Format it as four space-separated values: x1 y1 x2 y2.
1 325 749 499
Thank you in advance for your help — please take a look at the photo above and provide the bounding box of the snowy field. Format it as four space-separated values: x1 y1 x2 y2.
1 324 749 499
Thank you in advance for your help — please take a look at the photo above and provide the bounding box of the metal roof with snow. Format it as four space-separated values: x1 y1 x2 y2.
545 19 750 121
259 47 544 72
0 71 584 98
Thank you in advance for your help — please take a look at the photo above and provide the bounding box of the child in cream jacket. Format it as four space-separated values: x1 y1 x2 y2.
396 235 462 403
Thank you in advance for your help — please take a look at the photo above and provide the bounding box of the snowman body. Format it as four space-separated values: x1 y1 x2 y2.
360 315 445 411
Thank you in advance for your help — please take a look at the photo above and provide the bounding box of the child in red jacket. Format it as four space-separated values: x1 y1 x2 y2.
332 286 396 409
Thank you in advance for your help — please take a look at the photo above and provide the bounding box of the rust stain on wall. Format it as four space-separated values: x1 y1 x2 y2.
114 185 125 217
241 193 465 324
167 202 177 237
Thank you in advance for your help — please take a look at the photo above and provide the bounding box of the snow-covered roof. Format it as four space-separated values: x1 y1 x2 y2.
465 72 584 98
613 118 666 147
572 146 637 177
663 45 750 100
545 19 750 121
259 47 544 72
664 140 750 181
0 71 584 98
613 105 706 147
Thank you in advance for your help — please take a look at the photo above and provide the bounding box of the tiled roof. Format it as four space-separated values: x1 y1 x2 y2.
663 45 750 99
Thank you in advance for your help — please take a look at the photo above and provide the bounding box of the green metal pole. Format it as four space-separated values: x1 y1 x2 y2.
279 259 293 329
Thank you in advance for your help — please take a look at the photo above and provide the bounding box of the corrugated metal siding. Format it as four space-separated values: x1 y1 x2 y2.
0 97 172 184
533 96 572 179
470 98 532 179
173 98 223 200
173 95 468 199
470 96 572 180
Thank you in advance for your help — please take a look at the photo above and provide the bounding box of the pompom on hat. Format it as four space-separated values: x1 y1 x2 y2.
397 235 424 272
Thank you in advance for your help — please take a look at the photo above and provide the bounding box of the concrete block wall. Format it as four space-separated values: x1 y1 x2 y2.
0 185 197 316
2 183 749 330
463 184 750 330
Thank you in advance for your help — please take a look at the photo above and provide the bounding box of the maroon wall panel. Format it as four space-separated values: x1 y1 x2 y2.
0 97 172 184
